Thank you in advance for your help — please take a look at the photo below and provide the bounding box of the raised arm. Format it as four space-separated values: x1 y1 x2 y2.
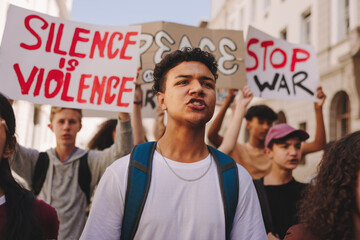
207 89 235 148
131 83 146 145
301 86 327 155
218 86 252 154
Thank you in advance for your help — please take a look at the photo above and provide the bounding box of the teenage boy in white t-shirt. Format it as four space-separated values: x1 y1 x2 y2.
81 48 267 240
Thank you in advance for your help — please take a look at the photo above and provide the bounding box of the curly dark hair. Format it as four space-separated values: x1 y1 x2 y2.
244 105 277 122
152 47 218 93
87 119 117 150
297 131 360 240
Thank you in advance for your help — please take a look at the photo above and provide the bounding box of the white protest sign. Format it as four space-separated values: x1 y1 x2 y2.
0 5 141 112
245 26 319 101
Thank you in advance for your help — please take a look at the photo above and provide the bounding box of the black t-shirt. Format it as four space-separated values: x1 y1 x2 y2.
254 178 307 239
265 178 306 239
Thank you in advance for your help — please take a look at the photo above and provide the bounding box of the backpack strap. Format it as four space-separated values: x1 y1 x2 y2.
121 141 156 240
32 152 50 196
208 146 239 240
78 152 91 204
32 152 91 204
253 178 273 234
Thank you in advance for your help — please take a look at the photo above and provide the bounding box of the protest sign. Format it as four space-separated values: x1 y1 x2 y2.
0 5 141 112
245 26 319 101
137 21 246 117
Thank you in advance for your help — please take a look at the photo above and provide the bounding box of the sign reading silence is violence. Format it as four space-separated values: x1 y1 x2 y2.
0 5 141 113
245 26 319 102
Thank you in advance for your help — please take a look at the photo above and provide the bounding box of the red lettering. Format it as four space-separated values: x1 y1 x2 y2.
108 32 123 59
117 77 134 107
61 72 74 101
120 32 138 60
34 68 44 96
13 64 38 94
290 48 310 72
69 28 90 58
20 15 48 50
89 31 109 59
44 70 63 98
45 23 55 52
270 48 287 69
246 38 259 72
90 76 107 105
260 40 274 71
66 59 79 72
77 74 92 103
105 76 120 104
54 24 67 55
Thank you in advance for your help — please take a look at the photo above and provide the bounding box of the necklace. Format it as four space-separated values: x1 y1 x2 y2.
157 143 212 182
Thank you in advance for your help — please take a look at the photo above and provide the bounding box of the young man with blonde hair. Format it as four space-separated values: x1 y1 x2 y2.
9 107 133 240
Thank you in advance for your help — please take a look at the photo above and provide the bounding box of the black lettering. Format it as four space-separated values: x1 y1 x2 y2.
277 74 290 95
292 71 314 96
254 73 279 97
145 89 156 108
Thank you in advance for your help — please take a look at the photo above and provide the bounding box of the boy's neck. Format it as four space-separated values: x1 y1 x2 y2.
248 135 265 149
158 123 208 163
55 144 77 163
264 165 293 185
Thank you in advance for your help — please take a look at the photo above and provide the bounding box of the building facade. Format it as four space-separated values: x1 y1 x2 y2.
208 0 360 181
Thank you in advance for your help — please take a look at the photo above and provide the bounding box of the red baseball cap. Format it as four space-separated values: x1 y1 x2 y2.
265 123 309 148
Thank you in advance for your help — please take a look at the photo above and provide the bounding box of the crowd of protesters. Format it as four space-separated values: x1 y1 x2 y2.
0 48 358 240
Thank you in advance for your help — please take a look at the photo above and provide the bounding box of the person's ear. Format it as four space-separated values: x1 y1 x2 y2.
78 123 82 132
2 137 15 159
157 92 167 111
246 120 251 130
265 147 273 158
48 123 54 132
2 147 14 159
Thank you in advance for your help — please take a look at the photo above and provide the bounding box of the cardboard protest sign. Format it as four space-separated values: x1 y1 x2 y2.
0 5 141 113
136 21 246 117
245 26 319 101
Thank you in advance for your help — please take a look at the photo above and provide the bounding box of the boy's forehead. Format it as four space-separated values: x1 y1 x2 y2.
249 116 274 123
54 109 81 118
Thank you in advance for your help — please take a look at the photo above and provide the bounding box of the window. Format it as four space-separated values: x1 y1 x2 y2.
264 0 270 9
330 91 350 141
239 8 244 30
251 0 257 22
280 28 287 40
344 0 350 35
301 11 311 44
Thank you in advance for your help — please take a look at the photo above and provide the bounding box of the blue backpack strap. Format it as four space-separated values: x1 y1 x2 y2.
121 141 157 240
208 146 239 240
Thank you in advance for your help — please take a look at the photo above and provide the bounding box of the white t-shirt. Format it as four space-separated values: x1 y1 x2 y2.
80 151 267 240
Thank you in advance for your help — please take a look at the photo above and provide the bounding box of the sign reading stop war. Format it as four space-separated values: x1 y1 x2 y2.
245 26 319 101
0 5 141 112
138 21 246 89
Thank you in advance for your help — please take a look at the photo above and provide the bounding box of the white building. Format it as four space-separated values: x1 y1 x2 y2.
208 0 360 181
0 0 74 151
